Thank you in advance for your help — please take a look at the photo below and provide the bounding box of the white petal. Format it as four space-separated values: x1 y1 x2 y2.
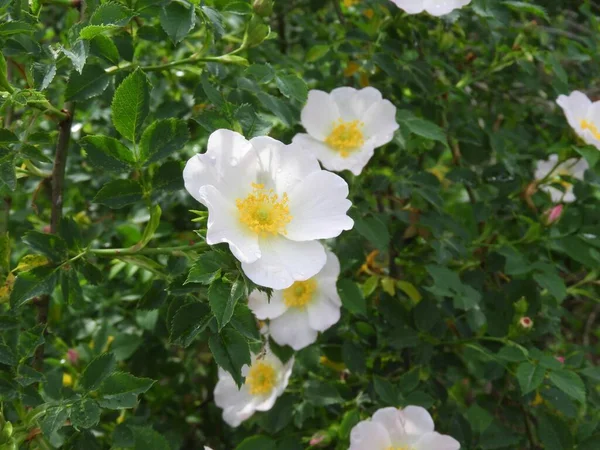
413 432 461 450
286 170 354 240
424 0 471 15
183 130 256 204
301 90 340 140
251 137 321 195
317 249 341 279
306 294 341 332
372 407 415 444
269 308 318 350
253 389 279 412
540 185 570 204
534 155 559 181
292 133 376 176
198 186 260 264
314 250 342 307
557 91 592 133
569 158 589 179
214 376 257 427
582 102 600 149
362 99 399 147
349 420 392 450
391 0 425 14
400 405 436 437
242 236 326 289
330 87 362 121
276 356 295 395
247 289 288 320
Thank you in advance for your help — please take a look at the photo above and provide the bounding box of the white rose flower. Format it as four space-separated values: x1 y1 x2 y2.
248 249 342 350
535 154 588 203
390 0 471 16
557 90 600 150
183 130 354 289
292 87 399 175
214 350 294 428
350 406 461 450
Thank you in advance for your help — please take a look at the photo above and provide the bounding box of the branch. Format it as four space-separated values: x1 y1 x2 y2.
33 103 74 371
89 241 209 257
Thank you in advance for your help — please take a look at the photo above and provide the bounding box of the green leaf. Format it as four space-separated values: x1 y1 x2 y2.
90 2 135 26
136 204 161 250
236 436 276 450
93 179 144 209
10 267 58 308
0 343 17 366
245 64 275 83
169 302 213 347
40 405 69 436
397 110 447 146
209 278 244 330
0 129 18 145
0 21 35 37
502 1 549 21
209 327 251 387
275 73 308 103
159 1 195 44
70 399 101 429
338 279 366 316
304 380 343 406
80 135 136 172
0 148 16 190
139 118 189 164
138 280 168 310
91 34 121 64
186 250 233 285
466 404 493 433
80 352 117 391
112 69 150 143
80 25 119 40
152 160 184 193
256 92 294 126
230 303 260 341
516 362 545 395
22 231 68 262
201 74 225 109
98 372 155 397
497 345 528 362
131 426 170 450
65 63 110 101
62 40 89 74
533 270 567 302
353 215 390 251
549 370 586 403
373 376 400 406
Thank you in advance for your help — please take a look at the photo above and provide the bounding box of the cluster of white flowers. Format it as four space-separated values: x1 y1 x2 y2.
187 4 482 443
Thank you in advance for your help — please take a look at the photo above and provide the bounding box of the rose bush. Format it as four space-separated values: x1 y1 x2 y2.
0 0 599 449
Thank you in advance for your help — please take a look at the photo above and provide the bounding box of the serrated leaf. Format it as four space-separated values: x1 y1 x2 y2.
139 118 189 164
549 370 586 403
0 343 17 366
209 278 243 330
131 426 170 450
235 436 276 450
62 40 89 73
91 34 121 64
80 24 119 40
138 280 168 310
397 110 447 146
90 2 135 26
10 266 58 308
80 135 135 172
80 353 117 391
40 405 69 436
160 1 195 44
98 372 155 397
0 147 16 190
93 179 144 209
338 279 366 316
169 302 212 347
516 362 545 395
70 398 101 429
65 63 110 101
22 231 68 262
152 161 184 193
186 251 232 285
275 73 308 103
209 327 250 387
0 21 35 36
112 69 150 143
502 1 549 20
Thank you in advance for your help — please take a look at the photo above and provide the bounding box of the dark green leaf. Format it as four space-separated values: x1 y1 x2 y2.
208 327 251 387
80 135 136 172
80 353 117 391
93 179 144 209
65 63 110 101
139 118 189 164
112 69 150 143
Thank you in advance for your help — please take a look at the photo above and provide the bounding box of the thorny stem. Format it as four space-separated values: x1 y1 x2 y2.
89 241 209 257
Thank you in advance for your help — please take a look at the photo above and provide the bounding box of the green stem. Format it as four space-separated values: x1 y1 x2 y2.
89 241 209 256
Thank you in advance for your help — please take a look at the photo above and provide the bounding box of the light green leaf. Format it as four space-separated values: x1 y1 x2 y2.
80 352 117 391
338 279 366 316
516 362 545 395
70 399 101 429
275 73 308 103
112 69 150 143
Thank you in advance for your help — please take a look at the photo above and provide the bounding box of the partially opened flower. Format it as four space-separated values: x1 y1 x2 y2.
535 154 588 203
214 350 294 427
293 87 398 175
390 0 471 16
248 249 342 350
183 130 354 289
350 406 461 450
557 90 600 150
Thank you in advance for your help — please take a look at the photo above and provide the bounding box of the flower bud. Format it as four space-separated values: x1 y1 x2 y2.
252 0 273 17
543 204 563 226
242 16 270 49
67 348 79 364
519 316 533 329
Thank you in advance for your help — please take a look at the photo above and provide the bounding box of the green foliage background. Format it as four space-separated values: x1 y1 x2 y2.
0 0 599 448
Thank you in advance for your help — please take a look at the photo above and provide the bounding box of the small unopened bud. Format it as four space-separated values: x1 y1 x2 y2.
519 316 533 329
242 16 270 49
555 356 565 364
253 0 273 17
67 348 79 364
309 431 331 447
543 204 563 225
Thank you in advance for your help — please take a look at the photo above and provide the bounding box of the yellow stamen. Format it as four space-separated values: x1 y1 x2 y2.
62 373 73 387
324 119 365 157
343 0 359 6
580 119 600 140
236 183 292 235
283 279 317 308
246 361 277 395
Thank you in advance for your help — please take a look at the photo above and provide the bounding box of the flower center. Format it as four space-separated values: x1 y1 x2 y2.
236 183 292 235
283 279 317 308
580 119 600 140
246 361 277 395
324 119 365 157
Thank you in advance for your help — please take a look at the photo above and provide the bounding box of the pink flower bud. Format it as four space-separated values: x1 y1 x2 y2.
543 204 564 225
309 432 326 446
555 356 565 364
67 349 79 364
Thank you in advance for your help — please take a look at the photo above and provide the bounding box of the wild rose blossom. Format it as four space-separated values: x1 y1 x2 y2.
557 90 600 151
535 154 588 203
390 0 472 16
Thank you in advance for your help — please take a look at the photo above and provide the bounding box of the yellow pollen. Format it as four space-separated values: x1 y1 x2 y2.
580 119 600 140
236 183 292 235
283 279 317 308
246 361 277 395
324 119 365 157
